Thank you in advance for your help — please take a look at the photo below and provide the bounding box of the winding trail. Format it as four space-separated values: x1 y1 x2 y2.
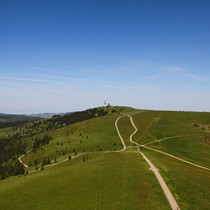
115 116 127 151
127 115 138 146
18 155 29 168
127 114 181 210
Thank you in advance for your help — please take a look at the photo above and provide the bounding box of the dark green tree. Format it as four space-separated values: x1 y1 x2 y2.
47 158 51 164
42 158 46 166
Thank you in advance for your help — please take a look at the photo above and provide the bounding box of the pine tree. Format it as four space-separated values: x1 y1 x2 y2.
47 158 51 164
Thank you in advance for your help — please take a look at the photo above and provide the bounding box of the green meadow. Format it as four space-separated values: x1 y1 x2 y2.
132 111 210 168
141 148 210 210
0 107 210 209
117 116 134 147
22 113 123 170
0 152 170 210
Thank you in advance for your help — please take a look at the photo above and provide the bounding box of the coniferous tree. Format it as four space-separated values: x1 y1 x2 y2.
42 158 46 166
47 158 51 164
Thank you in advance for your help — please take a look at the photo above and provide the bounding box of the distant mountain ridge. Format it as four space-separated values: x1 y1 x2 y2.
0 112 73 122
28 112 73 119
0 113 42 122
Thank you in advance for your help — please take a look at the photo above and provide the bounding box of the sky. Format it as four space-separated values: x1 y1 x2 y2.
0 0 210 114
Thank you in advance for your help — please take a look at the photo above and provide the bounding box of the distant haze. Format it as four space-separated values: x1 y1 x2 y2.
0 1 210 114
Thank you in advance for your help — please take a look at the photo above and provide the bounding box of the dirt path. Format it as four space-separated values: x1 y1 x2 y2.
126 115 138 146
115 116 127 151
139 148 180 210
18 155 29 168
127 114 181 210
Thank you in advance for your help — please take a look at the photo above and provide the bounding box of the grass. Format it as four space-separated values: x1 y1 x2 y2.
149 136 210 168
132 111 162 144
132 110 210 142
129 110 210 209
0 151 170 210
131 110 210 167
1 107 210 209
117 116 134 147
141 147 210 210
147 111 210 138
22 114 124 170
0 127 10 139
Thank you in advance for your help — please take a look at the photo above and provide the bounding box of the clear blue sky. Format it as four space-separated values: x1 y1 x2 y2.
0 0 210 113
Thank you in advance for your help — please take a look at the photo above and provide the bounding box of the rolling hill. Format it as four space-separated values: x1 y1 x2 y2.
0 106 210 209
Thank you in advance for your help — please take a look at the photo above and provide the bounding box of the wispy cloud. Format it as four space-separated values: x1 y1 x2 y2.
0 80 25 89
29 66 60 73
0 76 70 85
168 66 186 73
185 73 210 82
166 65 210 83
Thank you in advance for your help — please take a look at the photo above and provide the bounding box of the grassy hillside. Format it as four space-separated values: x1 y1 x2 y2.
141 148 210 210
22 113 123 170
117 116 134 146
132 110 210 168
0 106 133 178
1 107 210 209
0 152 170 210
132 111 162 144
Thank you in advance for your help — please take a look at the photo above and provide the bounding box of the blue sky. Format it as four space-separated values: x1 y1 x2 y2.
0 0 210 113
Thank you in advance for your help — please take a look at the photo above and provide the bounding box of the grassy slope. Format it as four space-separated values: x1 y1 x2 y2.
148 111 210 138
0 152 170 210
22 113 123 169
142 148 210 210
0 127 10 139
132 111 210 168
149 137 210 167
132 111 162 144
117 116 134 147
1 107 210 209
